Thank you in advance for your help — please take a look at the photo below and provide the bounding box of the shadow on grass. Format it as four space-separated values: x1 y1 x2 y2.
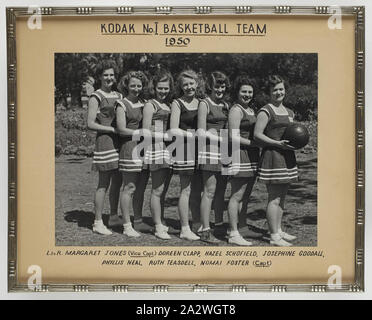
289 215 317 225
64 210 95 230
164 197 179 207
57 158 87 164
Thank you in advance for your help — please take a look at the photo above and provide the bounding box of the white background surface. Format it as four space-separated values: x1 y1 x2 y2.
0 0 370 300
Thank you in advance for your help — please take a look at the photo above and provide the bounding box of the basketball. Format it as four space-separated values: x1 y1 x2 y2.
282 123 310 149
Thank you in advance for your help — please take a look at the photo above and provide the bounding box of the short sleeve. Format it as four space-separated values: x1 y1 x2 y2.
172 99 182 111
199 99 210 114
89 92 101 104
230 104 244 119
257 105 271 120
115 100 126 113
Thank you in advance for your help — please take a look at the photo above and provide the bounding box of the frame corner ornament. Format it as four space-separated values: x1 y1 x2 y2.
315 6 330 14
235 6 251 14
76 7 93 15
117 7 133 14
195 6 211 14
275 6 291 14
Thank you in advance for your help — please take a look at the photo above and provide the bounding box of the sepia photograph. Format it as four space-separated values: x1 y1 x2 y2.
55 52 318 247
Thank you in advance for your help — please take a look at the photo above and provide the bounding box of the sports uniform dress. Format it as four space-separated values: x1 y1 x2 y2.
115 97 144 173
171 98 198 175
227 104 259 177
257 103 298 184
90 89 122 171
198 97 229 172
143 99 171 171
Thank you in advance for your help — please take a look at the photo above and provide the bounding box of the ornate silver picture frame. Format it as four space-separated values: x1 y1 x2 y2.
7 5 364 293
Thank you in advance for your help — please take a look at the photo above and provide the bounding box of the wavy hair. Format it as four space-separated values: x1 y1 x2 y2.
232 74 256 105
95 59 119 87
264 75 285 95
175 69 205 99
117 70 149 99
205 71 231 94
148 69 175 104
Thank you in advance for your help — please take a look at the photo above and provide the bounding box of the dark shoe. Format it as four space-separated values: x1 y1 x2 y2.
133 220 153 233
191 221 202 234
107 215 124 227
200 229 221 244
213 224 228 238
237 226 263 239
161 221 180 235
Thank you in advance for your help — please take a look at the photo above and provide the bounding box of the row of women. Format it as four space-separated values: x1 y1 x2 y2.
87 59 298 247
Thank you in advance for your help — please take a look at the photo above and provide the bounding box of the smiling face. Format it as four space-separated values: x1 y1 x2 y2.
180 76 197 98
270 82 285 103
100 68 115 90
155 80 170 102
238 85 254 106
211 82 226 101
127 77 143 99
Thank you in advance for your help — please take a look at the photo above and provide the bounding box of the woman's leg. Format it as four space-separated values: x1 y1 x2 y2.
200 171 217 230
227 177 253 246
266 184 292 246
151 169 171 239
160 169 172 222
132 170 151 231
179 175 192 227
108 170 124 226
120 172 141 237
199 171 220 243
228 178 247 232
277 184 296 240
93 171 112 235
238 177 255 227
177 175 200 240
190 171 202 229
213 174 228 226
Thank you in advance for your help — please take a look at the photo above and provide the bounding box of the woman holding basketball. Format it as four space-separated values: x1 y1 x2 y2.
87 59 123 235
254 75 298 246
170 70 202 241
142 69 174 240
197 71 230 244
226 75 260 246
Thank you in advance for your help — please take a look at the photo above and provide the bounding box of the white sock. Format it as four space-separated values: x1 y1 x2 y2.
215 222 223 226
271 233 281 241
230 230 239 237
202 227 210 232
278 228 283 234
155 224 165 232
94 219 103 225
181 226 191 232
123 222 132 229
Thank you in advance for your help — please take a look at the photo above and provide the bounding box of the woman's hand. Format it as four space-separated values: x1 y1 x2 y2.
276 140 296 150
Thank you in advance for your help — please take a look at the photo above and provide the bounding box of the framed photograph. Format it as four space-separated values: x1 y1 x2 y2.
7 5 364 292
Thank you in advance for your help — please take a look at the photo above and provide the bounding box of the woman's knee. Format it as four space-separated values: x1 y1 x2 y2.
268 196 281 206
230 189 245 203
123 182 136 196
181 184 191 198
203 183 216 200
152 185 165 198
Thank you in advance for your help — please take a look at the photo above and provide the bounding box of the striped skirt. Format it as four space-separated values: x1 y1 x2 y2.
118 139 143 173
257 148 298 184
143 141 171 171
198 142 224 172
172 138 196 175
92 133 119 171
227 147 259 178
